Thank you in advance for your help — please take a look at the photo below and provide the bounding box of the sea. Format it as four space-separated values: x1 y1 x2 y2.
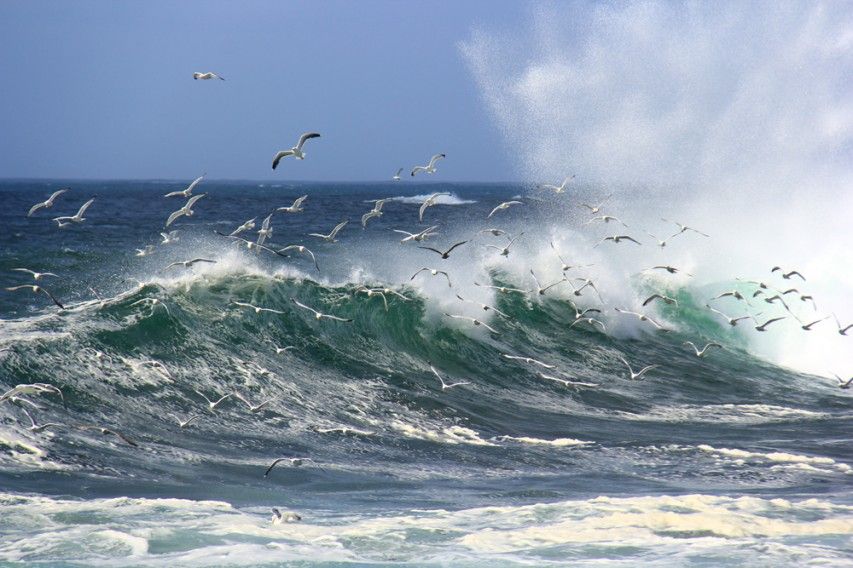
0 179 851 566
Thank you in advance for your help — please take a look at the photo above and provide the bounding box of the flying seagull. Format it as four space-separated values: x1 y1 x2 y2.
20 407 63 433
164 174 205 198
276 195 308 214
594 235 641 247
771 266 806 281
308 220 348 243
411 267 452 287
486 232 524 257
443 313 499 334
272 132 321 169
291 298 352 322
428 362 470 390
501 353 556 369
454 293 509 318
78 424 139 447
753 316 786 332
617 356 659 380
164 258 216 270
663 218 710 237
165 194 206 227
418 240 468 259
28 189 68 217
53 197 94 225
579 195 612 215
5 285 64 309
540 176 575 194
411 153 446 177
264 456 321 477
12 268 59 281
392 168 403 181
394 225 439 243
277 245 320 272
193 71 225 80
487 201 522 218
706 304 752 326
1 383 65 406
684 341 722 357
194 390 232 411
418 192 450 222
642 293 678 307
232 301 285 315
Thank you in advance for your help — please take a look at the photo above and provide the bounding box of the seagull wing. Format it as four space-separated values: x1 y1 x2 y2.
185 174 205 194
264 457 287 477
27 201 46 216
272 150 294 170
444 241 468 255
329 220 348 239
295 132 321 150
76 198 95 217
290 298 318 316
39 287 64 309
418 246 444 256
427 153 446 168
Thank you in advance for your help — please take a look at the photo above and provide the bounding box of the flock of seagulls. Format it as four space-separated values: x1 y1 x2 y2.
3 70 852 526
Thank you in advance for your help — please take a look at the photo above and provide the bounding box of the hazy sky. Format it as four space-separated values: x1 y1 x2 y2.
0 1 527 181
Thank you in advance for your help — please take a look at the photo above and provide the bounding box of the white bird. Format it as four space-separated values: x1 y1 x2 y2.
538 373 599 389
20 407 63 432
160 231 179 244
53 197 95 225
309 220 348 243
487 200 523 218
570 304 602 320
394 225 439 243
1 383 64 406
392 168 403 181
711 290 748 303
594 235 641 247
165 258 216 270
579 195 612 215
5 284 64 308
454 293 508 318
362 209 383 228
643 265 692 277
271 508 302 524
165 194 206 227
585 215 628 227
12 268 58 281
276 195 308 214
411 153 446 177
264 456 320 477
443 313 499 334
354 287 389 310
130 297 171 317
272 133 321 169
135 245 155 257
753 316 786 332
273 344 296 355
27 189 68 217
418 192 450 222
428 363 470 390
256 214 273 246
642 293 677 307
613 307 670 331
171 414 200 429
795 315 829 331
832 314 852 336
194 390 232 411
232 301 285 315
684 341 722 357
663 218 709 237
617 356 659 380
418 240 468 259
193 71 225 80
474 281 526 294
486 232 524 257
644 231 676 249
771 266 806 281
529 270 568 296
291 298 353 322
835 375 853 389
550 241 593 273
411 267 452 287
501 353 556 369
164 174 205 198
569 317 607 333
540 176 575 194
480 228 507 237
277 245 320 272
78 424 138 447
705 304 753 326
233 391 273 413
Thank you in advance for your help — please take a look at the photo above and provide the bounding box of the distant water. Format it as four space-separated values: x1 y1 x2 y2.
0 180 851 566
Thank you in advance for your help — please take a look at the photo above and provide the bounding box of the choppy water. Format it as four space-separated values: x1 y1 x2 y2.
0 180 851 566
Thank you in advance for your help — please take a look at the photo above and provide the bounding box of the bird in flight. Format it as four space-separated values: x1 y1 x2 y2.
291 298 353 322
429 363 471 390
193 71 225 80
272 132 321 169
418 240 468 259
165 194 206 227
5 285 64 309
164 174 205 198
411 153 446 177
28 189 68 217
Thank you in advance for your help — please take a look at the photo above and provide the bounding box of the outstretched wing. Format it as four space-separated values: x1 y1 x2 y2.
272 150 294 170
296 132 321 150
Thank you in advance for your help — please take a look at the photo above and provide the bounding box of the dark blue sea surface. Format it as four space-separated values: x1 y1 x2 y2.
0 180 850 566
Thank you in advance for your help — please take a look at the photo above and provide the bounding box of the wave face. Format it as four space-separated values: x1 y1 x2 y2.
1 179 851 565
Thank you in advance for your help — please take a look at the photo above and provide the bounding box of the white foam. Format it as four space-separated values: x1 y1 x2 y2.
697 444 850 474
495 435 592 447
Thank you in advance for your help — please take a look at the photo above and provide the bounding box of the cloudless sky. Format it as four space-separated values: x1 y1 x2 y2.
0 1 528 181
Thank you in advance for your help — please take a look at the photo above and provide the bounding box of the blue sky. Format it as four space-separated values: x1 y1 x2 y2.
0 1 528 181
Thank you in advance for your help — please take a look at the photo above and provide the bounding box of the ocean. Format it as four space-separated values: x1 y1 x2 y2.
0 179 851 566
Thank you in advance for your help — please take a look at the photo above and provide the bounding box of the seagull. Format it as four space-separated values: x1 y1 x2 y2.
443 313 499 334
486 232 523 257
394 225 439 243
642 294 677 307
569 317 607 332
771 267 806 281
579 195 612 215
27 189 68 217
160 231 179 244
291 298 352 322
194 390 232 411
550 241 593 272
170 414 200 429
20 407 62 432
418 192 450 221
256 214 273 247
392 168 403 181
361 208 383 228
411 267 452 287
684 341 722 357
271 508 302 524
594 235 641 247
795 315 829 331
272 133 321 169
277 245 320 272
232 301 285 315
474 281 526 294
78 424 139 447
540 176 575 194
455 294 509 318
229 218 256 237
411 154 446 177
276 195 308 214
644 265 692 277
763 294 792 312
5 285 64 309
164 174 205 198
529 270 568 296
663 218 710 237
570 304 602 320
272 344 296 356
568 278 603 301
487 201 522 218
538 373 599 389
753 316 786 332
193 71 225 80
217 232 288 257
835 375 853 389
308 220 348 243
418 240 468 259
617 356 659 380
130 297 171 317
164 258 216 270
585 215 628 227
480 228 507 237
711 290 749 303
165 194 206 227
135 245 155 257
613 307 670 330
12 268 59 281
832 314 852 336
501 353 556 369
354 287 389 310
429 363 471 390
53 197 94 225
644 231 676 249
264 456 320 477
233 391 273 413
1 383 64 406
